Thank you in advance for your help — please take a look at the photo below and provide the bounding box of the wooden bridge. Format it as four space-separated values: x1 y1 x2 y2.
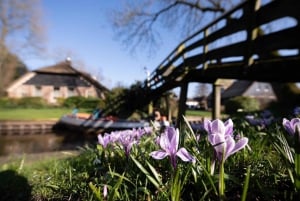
139 0 300 122
103 0 300 123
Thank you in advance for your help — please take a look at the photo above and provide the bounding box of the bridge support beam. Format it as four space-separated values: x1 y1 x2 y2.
212 82 222 120
177 82 188 127
148 101 153 117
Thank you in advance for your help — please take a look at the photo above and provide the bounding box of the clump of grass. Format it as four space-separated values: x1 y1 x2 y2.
0 115 299 201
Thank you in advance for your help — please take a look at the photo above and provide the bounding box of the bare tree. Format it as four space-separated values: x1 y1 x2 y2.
195 83 210 97
49 47 88 71
109 0 240 55
0 0 46 96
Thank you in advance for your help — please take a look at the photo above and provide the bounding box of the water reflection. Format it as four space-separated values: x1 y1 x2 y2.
0 131 97 156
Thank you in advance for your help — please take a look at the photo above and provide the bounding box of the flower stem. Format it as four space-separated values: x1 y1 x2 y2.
295 127 300 191
295 153 300 190
219 161 225 200
171 168 181 201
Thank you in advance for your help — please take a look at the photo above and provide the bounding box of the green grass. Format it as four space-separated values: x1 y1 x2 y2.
1 118 298 200
0 108 91 120
186 109 212 117
0 108 214 121
186 109 228 119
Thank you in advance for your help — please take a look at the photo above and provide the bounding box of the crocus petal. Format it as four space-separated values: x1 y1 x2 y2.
224 119 234 136
98 134 110 148
211 119 225 135
208 134 225 161
173 128 180 151
283 118 294 135
176 147 195 163
228 137 249 158
98 134 104 145
103 185 108 198
159 133 170 151
208 134 225 149
223 136 236 160
144 126 153 134
291 118 300 133
125 141 135 156
150 150 169 160
165 127 179 152
203 119 212 133
159 135 173 156
283 118 300 135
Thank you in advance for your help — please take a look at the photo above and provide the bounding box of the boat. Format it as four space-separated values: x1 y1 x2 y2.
53 113 151 134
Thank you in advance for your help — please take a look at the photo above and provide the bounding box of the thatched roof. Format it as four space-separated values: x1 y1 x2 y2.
30 60 109 92
34 61 77 74
221 80 252 99
25 74 90 87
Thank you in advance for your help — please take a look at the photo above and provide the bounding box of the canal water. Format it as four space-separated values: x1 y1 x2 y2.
0 131 98 157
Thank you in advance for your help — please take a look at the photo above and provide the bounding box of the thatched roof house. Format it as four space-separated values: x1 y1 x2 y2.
6 59 109 104
206 80 277 109
221 80 277 108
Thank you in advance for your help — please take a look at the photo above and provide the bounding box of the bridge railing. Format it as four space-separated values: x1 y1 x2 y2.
144 0 300 92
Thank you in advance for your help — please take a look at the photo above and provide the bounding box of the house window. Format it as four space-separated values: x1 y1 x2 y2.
87 89 94 97
20 87 28 97
264 85 270 92
54 86 60 98
35 86 42 96
68 87 75 97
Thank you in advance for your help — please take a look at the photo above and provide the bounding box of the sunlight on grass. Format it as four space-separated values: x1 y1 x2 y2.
0 108 73 120
0 115 299 200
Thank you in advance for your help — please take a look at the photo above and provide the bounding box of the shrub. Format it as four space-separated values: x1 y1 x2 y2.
80 98 105 109
63 96 105 109
0 97 46 108
62 96 86 108
0 97 18 108
224 96 260 115
55 97 65 107
16 97 47 108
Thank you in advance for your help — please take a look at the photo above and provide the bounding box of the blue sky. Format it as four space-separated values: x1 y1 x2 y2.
21 0 297 98
22 0 193 95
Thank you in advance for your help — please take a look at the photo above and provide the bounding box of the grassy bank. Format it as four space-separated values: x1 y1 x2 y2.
0 108 213 121
0 108 91 120
1 115 299 200
185 109 211 117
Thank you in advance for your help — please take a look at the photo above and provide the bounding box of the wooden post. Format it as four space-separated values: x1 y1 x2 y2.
203 28 209 70
177 82 188 127
212 82 222 120
164 94 172 122
245 0 261 67
148 100 153 117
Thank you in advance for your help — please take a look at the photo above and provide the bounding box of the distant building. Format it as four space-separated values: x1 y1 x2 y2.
188 79 234 110
221 80 277 108
186 98 200 109
6 59 109 104
207 80 277 109
186 96 208 110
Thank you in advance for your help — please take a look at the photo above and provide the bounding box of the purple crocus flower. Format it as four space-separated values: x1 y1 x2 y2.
103 184 108 198
293 107 300 116
203 119 234 138
133 127 151 141
117 130 137 157
245 114 273 129
204 119 248 162
283 118 300 136
150 126 195 169
98 133 111 148
143 126 153 134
